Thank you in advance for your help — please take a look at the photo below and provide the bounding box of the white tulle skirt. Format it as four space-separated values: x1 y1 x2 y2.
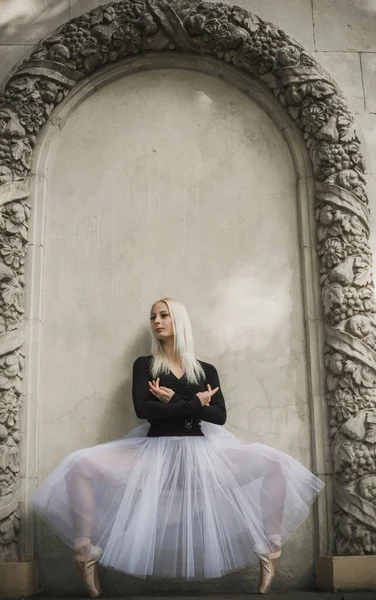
33 423 324 579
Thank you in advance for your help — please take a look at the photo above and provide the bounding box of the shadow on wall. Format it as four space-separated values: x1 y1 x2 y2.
204 264 295 357
0 0 69 42
97 326 151 442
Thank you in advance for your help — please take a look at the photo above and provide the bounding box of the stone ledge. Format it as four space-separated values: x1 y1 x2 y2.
29 594 376 600
316 555 376 591
0 560 39 598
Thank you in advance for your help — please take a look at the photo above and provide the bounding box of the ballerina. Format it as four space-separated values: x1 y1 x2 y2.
33 297 324 595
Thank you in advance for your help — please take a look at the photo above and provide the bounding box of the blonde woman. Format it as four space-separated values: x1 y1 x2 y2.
33 298 324 596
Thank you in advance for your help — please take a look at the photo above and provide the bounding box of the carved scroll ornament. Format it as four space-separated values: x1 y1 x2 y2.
0 0 374 558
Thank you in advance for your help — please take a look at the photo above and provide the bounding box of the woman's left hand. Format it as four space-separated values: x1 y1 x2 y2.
149 378 175 403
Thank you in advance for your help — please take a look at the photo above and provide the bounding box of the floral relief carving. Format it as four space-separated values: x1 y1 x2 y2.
0 0 374 558
0 507 19 560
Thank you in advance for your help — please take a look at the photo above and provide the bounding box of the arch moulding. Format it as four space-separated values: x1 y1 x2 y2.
0 0 375 573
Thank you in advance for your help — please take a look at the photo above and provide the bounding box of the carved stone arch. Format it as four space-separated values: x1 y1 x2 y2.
0 0 375 569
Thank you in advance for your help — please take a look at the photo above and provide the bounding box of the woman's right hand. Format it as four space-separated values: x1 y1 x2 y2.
196 384 219 407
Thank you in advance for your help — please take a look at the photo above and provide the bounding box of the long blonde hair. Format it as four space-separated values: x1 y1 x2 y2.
150 297 205 384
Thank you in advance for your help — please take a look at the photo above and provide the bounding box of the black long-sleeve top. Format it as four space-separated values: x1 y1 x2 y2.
132 355 227 437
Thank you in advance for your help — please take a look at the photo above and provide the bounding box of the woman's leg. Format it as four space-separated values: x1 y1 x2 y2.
258 459 286 594
260 459 286 550
67 445 138 544
68 458 96 543
66 446 138 598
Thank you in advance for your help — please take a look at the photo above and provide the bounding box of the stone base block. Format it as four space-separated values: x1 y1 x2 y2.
0 560 39 598
316 555 376 591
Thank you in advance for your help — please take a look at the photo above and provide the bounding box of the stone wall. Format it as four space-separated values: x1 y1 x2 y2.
0 0 375 594
1 4 375 325
2 0 374 235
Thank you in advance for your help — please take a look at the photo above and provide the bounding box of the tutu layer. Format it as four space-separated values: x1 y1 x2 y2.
33 423 324 579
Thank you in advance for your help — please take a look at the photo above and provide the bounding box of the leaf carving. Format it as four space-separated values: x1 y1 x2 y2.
354 258 373 286
322 282 344 313
0 375 14 391
10 139 32 167
317 225 329 241
344 360 375 387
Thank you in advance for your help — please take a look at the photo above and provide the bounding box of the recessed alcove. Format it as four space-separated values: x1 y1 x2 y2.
23 55 326 593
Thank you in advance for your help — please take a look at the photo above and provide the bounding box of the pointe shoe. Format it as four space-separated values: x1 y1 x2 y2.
75 541 103 598
258 549 281 594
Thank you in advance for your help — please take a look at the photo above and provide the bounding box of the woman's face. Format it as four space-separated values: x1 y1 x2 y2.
150 302 174 341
